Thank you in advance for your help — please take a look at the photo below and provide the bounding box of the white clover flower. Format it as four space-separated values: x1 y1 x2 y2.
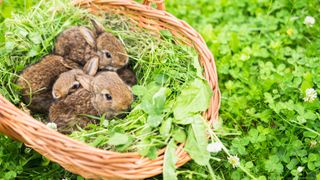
304 16 315 27
297 166 304 172
207 142 223 153
303 88 317 102
46 122 57 130
310 140 317 148
228 155 240 168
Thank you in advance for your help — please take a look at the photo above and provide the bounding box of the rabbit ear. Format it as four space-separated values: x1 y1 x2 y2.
76 74 93 91
79 27 96 48
83 57 99 76
91 19 105 35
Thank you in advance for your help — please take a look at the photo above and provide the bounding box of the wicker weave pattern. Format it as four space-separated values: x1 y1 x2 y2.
0 0 220 179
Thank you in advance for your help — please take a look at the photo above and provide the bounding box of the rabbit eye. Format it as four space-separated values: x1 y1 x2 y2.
103 93 112 101
105 51 112 58
71 82 80 89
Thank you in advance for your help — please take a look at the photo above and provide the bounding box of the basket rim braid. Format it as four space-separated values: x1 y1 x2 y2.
0 0 221 179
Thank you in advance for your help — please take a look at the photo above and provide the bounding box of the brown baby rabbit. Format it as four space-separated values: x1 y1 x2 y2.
91 19 129 71
54 19 129 71
49 70 133 133
16 55 80 113
117 66 137 87
54 26 97 66
51 57 99 99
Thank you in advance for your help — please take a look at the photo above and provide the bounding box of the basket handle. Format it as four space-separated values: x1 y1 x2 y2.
143 0 166 11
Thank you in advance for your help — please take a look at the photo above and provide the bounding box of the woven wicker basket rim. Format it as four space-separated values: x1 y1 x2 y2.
0 0 221 179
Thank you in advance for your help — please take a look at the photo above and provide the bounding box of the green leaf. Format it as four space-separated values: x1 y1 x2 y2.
174 79 212 120
184 115 209 165
264 155 283 174
172 127 186 143
115 137 133 152
153 73 169 85
245 161 254 169
193 57 204 79
41 156 50 167
4 171 17 179
300 73 313 93
90 135 107 147
160 118 172 136
303 131 317 138
132 85 147 96
137 138 151 157
77 176 85 180
231 137 248 155
108 133 129 146
257 176 267 180
147 114 163 127
163 139 178 180
152 87 168 114
308 162 315 170
141 85 169 116
308 153 318 162
147 146 158 160
286 158 298 170
173 116 194 125
248 129 259 143
229 32 240 52
1 4 13 18
303 111 317 120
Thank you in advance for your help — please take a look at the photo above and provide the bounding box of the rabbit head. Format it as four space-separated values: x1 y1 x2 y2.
52 69 83 99
91 19 129 71
52 57 99 99
76 71 133 118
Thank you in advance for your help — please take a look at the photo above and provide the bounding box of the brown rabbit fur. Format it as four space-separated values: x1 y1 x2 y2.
54 26 97 66
49 71 133 133
117 66 137 87
52 57 99 100
51 69 83 99
92 19 129 71
95 32 128 71
49 88 98 133
54 19 129 71
16 55 80 113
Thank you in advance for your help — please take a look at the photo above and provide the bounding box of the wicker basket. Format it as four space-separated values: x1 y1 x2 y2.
0 0 220 179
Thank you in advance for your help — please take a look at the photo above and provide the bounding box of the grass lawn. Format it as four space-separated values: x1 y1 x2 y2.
1 0 320 179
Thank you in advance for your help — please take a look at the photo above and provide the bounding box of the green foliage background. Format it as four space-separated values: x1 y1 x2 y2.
1 0 320 179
